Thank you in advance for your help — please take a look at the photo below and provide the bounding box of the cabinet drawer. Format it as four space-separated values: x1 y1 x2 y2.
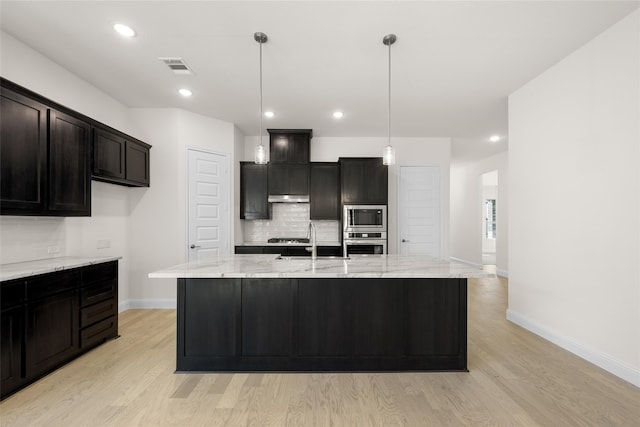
81 280 115 307
80 298 116 328
82 261 117 285
26 269 79 300
80 315 117 350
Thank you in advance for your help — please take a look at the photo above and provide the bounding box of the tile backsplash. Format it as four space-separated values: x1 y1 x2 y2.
242 204 339 243
0 217 66 264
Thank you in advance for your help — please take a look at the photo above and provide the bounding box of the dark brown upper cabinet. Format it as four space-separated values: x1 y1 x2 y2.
267 129 311 164
1 84 91 216
310 162 340 220
48 110 91 216
1 78 152 216
0 86 48 214
92 125 150 187
340 157 388 205
240 162 270 220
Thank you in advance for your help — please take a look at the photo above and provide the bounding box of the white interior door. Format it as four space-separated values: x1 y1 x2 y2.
399 166 441 257
187 149 229 262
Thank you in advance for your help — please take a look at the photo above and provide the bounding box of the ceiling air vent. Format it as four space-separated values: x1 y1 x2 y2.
158 57 193 75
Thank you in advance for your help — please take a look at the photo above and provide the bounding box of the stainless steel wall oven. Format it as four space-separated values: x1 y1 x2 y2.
343 205 387 255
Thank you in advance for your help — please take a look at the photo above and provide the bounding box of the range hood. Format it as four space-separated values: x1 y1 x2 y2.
268 194 309 203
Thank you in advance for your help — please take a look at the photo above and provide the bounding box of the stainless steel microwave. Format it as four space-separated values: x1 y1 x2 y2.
343 205 387 231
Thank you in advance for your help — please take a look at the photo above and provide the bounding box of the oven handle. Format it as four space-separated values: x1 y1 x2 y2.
343 239 387 245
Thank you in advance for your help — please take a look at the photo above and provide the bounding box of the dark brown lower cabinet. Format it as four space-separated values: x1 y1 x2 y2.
25 289 79 380
0 261 118 400
0 306 23 397
241 279 294 357
176 277 466 371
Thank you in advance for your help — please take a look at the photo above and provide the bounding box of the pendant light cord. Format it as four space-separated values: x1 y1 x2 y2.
388 40 391 148
259 39 263 148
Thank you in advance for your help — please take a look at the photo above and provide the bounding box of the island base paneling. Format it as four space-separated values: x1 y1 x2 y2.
176 277 467 372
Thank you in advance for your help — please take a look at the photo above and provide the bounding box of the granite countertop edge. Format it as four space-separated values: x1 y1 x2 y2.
1 256 122 282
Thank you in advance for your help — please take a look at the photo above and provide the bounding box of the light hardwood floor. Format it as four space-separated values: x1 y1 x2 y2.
1 275 639 426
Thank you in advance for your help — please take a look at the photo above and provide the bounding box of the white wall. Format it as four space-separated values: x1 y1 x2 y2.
126 109 237 308
242 136 451 255
450 152 508 275
508 10 640 387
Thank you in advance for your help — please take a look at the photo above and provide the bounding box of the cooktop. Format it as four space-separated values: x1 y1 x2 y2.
267 237 310 244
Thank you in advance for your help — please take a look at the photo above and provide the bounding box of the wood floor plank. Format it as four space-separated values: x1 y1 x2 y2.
2 275 639 426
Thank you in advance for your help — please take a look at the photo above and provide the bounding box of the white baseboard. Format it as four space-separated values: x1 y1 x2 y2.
119 299 176 312
506 309 640 388
449 257 483 269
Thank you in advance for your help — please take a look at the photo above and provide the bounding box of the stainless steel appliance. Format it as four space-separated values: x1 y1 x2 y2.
343 205 387 255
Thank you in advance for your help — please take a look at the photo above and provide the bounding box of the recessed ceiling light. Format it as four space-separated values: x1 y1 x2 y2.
179 88 192 97
489 135 501 143
333 111 344 119
264 111 275 118
113 23 136 38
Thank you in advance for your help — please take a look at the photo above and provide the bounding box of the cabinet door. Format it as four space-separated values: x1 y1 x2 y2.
179 279 240 358
93 128 125 180
1 306 24 398
0 87 48 214
340 158 388 205
404 279 463 356
298 279 350 356
268 130 311 163
352 279 402 356
310 163 340 220
268 164 309 196
48 110 91 216
125 140 150 186
25 289 79 380
240 162 269 219
242 279 293 356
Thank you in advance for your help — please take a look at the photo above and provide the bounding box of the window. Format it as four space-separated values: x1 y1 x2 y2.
484 199 496 239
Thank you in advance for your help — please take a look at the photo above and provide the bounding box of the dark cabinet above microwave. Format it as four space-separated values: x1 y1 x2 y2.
340 157 388 205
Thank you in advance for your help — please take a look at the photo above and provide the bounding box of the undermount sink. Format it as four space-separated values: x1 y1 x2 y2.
275 255 350 260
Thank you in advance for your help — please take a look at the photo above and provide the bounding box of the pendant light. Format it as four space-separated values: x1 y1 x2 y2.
254 32 268 164
382 34 396 166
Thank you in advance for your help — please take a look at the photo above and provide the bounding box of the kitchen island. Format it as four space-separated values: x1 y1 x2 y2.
149 254 492 372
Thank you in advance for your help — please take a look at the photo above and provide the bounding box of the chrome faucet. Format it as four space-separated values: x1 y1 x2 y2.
306 222 317 259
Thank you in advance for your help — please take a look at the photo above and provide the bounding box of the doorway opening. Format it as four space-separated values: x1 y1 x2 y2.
481 170 498 267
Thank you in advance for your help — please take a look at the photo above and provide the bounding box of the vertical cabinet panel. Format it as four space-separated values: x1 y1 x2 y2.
125 140 150 186
0 87 48 214
310 163 340 220
240 162 269 219
404 278 462 356
297 279 350 356
25 289 79 380
352 279 403 356
241 279 293 356
93 128 125 179
1 306 23 397
180 279 239 357
48 110 91 216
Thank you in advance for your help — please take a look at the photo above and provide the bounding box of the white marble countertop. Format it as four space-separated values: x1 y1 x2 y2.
236 241 341 247
149 254 493 279
1 256 122 282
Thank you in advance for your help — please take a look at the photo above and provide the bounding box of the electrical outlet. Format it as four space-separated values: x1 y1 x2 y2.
97 239 111 249
47 246 60 254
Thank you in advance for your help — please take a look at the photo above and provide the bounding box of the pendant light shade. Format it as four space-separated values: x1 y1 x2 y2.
254 32 268 164
382 34 396 166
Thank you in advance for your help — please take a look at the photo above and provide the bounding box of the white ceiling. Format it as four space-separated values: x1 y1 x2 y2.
1 1 638 164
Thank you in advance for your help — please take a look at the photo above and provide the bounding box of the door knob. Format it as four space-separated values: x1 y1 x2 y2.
190 244 201 249
402 239 410 243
